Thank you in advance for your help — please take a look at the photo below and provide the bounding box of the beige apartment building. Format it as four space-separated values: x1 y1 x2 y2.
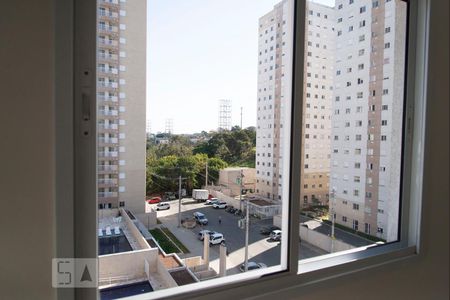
331 0 407 241
97 0 146 215
255 0 293 203
256 0 333 208
218 167 256 197
300 2 335 208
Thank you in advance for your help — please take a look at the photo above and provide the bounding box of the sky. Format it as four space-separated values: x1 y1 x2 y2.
146 0 335 134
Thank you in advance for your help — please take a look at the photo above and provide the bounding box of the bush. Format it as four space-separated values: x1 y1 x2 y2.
149 228 179 254
161 227 190 253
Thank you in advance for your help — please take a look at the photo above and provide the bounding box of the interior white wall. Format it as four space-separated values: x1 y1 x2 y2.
0 0 448 300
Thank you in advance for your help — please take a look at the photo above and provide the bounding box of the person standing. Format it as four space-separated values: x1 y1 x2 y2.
218 216 222 225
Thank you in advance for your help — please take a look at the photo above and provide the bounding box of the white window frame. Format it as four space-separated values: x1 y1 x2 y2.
58 0 431 299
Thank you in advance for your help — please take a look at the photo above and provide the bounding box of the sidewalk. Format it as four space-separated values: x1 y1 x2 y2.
157 214 210 260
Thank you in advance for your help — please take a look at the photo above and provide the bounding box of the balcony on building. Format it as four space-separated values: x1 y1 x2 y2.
99 0 119 9
98 52 119 63
98 38 119 49
98 191 119 198
98 9 119 22
98 178 119 188
98 123 119 134
99 136 119 146
98 109 119 118
98 24 119 36
98 164 119 174
98 94 119 106
98 151 119 160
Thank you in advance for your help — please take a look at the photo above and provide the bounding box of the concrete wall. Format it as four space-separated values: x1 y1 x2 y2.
99 249 158 280
135 211 157 229
273 214 282 228
120 208 150 249
209 190 242 209
0 0 448 299
299 225 353 253
155 257 178 289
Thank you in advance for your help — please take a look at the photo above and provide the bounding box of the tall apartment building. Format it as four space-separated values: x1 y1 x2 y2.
330 0 406 241
300 2 335 208
255 0 293 202
97 0 147 215
256 0 333 206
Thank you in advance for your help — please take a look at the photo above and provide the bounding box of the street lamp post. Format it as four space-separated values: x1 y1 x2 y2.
330 187 336 252
244 196 249 272
178 175 182 228
238 170 243 212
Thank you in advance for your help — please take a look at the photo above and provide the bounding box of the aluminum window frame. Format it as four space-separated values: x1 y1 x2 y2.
64 0 430 299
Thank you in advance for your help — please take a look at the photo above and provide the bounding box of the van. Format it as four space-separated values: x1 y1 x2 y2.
193 212 208 225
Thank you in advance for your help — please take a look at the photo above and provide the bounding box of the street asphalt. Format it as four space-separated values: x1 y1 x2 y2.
149 198 327 275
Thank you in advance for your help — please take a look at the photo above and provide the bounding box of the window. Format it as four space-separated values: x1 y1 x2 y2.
68 0 429 298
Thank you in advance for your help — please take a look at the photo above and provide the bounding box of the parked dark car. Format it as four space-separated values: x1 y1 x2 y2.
259 225 280 235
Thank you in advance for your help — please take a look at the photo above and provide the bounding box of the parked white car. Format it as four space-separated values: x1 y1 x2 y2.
204 198 219 205
212 201 227 209
239 262 267 272
209 233 225 245
270 229 282 241
197 230 217 241
155 202 170 211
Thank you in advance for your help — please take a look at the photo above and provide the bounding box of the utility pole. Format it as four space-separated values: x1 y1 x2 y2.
330 187 336 252
239 169 243 211
205 161 208 187
178 175 182 228
244 196 250 271
238 168 249 272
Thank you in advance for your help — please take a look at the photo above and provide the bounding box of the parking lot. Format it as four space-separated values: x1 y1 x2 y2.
147 198 326 275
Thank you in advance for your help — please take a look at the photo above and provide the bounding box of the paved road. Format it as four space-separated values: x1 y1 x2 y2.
300 215 372 247
150 198 326 275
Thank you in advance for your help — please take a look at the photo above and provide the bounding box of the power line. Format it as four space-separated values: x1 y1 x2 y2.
148 171 188 181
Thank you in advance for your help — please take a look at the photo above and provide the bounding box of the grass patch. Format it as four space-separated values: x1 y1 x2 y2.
149 228 179 254
161 227 190 254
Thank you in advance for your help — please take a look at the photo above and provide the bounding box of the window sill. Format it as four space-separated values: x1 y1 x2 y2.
298 243 417 280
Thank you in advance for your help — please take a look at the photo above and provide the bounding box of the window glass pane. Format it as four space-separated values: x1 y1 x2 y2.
96 0 294 297
299 0 407 259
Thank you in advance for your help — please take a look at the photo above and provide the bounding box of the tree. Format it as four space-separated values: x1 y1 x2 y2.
193 127 256 167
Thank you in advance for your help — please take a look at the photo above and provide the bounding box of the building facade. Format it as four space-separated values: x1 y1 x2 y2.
255 0 292 202
218 167 256 197
300 2 335 208
97 0 147 215
256 0 333 207
330 0 406 241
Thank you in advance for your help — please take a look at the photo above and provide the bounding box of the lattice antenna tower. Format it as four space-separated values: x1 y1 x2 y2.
146 120 152 134
165 118 173 134
218 99 232 131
